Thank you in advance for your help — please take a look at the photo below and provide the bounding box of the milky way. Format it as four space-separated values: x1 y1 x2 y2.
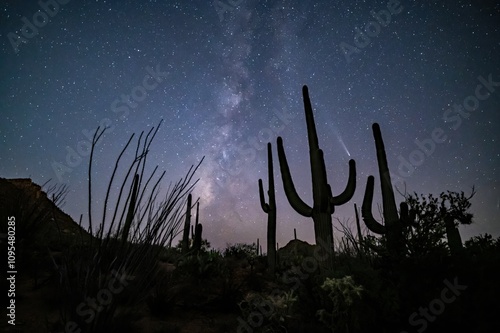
1 0 499 250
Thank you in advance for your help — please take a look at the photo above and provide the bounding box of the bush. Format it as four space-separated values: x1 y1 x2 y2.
238 290 298 332
316 276 364 333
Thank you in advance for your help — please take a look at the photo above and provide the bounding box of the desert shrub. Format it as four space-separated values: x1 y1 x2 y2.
464 233 500 256
224 242 257 259
316 276 364 333
146 270 177 317
176 251 223 282
238 290 298 332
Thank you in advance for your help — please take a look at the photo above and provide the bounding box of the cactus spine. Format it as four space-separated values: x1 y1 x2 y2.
259 142 277 273
277 85 356 269
362 123 413 257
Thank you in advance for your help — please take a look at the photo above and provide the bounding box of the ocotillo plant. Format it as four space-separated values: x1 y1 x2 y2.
277 85 356 269
259 142 277 273
121 173 139 242
361 123 413 258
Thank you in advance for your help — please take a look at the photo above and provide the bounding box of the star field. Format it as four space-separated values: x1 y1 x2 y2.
1 0 499 250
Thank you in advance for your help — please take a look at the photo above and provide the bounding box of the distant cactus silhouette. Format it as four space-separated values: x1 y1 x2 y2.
362 123 414 257
192 223 203 254
181 193 193 253
277 85 356 269
440 189 474 255
259 142 277 273
192 200 203 253
354 203 365 257
181 193 204 254
403 189 474 257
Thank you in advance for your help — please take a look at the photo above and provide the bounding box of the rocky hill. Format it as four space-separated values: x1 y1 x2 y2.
0 177 90 251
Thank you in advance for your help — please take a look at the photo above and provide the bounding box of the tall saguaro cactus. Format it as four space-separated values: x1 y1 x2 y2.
362 123 413 257
259 142 277 274
277 85 357 269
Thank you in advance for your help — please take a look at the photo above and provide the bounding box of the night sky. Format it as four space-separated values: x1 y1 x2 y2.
1 0 499 251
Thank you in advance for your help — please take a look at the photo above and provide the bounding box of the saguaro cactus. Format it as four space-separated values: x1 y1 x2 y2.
354 203 364 257
361 123 413 257
259 142 277 273
181 193 193 253
277 85 356 269
182 194 204 254
440 189 474 256
192 223 203 254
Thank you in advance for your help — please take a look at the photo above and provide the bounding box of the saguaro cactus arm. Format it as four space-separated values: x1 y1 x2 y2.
277 136 313 217
331 159 357 205
361 175 386 235
259 142 276 213
258 179 270 213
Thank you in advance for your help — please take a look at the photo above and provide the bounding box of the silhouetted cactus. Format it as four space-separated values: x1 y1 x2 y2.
181 193 193 253
277 85 356 269
182 194 205 254
192 223 203 254
259 142 277 273
361 123 413 257
445 216 462 255
354 203 364 257
121 174 139 242
440 189 474 255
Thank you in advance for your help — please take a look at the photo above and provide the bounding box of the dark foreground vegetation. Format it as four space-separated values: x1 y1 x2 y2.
1 87 499 333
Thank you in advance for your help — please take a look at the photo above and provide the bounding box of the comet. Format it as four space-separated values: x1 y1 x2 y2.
335 131 351 157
